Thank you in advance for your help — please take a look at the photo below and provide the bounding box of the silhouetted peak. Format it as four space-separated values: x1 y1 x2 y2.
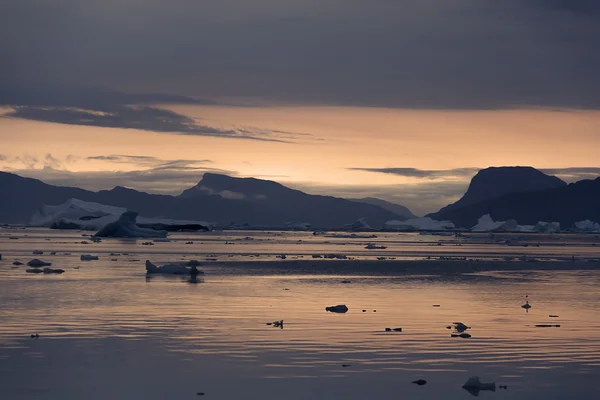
461 166 566 206
180 173 295 200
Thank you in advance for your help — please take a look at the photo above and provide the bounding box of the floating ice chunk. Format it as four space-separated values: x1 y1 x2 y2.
325 304 349 313
574 220 600 233
462 376 496 394
27 259 52 267
145 260 204 275
365 243 387 249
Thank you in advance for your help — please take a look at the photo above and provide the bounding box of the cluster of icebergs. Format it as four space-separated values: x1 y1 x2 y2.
471 215 561 233
384 214 600 233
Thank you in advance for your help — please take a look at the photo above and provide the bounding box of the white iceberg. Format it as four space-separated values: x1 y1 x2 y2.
30 199 212 232
384 217 455 231
472 214 561 233
534 221 560 233
30 198 126 230
145 260 204 275
95 212 168 238
574 220 600 233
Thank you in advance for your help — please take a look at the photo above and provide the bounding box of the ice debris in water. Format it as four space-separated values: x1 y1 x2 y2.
27 259 52 267
145 260 204 275
325 305 349 313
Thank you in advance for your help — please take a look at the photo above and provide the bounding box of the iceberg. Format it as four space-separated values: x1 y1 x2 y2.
472 214 561 233
574 220 600 233
145 260 204 275
95 212 168 238
30 198 126 230
534 221 560 233
27 259 52 267
384 217 455 231
30 199 212 232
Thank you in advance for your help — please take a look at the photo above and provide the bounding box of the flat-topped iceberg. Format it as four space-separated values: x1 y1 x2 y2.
95 212 168 238
30 199 211 232
30 198 126 230
384 217 455 231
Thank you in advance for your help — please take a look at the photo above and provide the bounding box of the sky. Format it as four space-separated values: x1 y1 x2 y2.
1 0 600 215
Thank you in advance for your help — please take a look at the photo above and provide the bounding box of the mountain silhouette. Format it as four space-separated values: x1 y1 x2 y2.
0 172 400 228
348 197 416 219
428 167 599 228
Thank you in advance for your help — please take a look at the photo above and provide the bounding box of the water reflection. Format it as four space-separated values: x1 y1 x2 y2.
1 229 600 399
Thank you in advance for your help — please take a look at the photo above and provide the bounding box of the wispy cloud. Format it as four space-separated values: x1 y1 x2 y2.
348 167 480 180
3 105 296 142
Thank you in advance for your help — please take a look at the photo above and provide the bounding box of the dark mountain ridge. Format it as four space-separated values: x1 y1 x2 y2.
0 171 400 228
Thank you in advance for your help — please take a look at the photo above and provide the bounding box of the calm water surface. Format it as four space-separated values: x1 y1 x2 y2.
1 229 600 399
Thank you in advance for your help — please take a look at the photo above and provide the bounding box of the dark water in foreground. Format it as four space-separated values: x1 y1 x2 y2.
1 229 600 399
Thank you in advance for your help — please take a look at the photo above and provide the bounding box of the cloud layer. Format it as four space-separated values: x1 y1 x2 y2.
2 1 599 109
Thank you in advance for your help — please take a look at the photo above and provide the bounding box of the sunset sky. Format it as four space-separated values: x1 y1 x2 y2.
1 0 600 215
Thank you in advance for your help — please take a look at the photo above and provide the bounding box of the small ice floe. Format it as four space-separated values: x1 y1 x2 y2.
32 250 44 255
27 259 52 267
145 260 204 275
365 243 387 250
412 379 427 386
461 376 496 396
326 304 349 313
80 254 99 261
